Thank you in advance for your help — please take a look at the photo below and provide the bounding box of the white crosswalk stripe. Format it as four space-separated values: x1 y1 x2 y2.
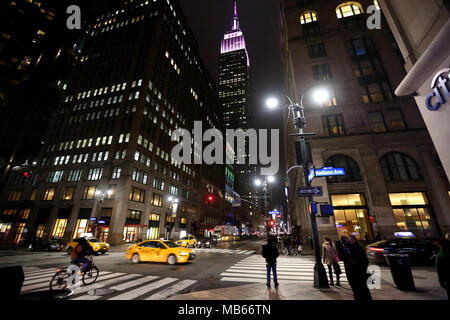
195 248 255 255
220 256 348 284
20 268 199 301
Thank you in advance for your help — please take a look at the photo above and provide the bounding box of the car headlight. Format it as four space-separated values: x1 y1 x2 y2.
206 242 210 245
179 252 189 256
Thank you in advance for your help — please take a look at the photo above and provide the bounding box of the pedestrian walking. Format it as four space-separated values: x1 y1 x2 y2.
436 237 450 300
322 237 342 286
307 234 313 249
338 236 372 301
262 237 280 287
364 232 370 244
283 237 290 256
374 233 381 242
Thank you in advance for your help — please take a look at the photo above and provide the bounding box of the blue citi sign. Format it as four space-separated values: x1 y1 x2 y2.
426 68 450 111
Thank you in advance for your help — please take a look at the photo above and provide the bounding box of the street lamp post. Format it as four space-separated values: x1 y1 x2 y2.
94 189 112 239
254 176 275 236
266 86 330 289
167 197 179 240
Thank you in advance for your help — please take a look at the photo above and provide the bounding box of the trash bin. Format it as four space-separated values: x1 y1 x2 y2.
384 254 416 291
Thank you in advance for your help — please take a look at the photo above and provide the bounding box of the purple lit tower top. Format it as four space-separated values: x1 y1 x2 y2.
220 0 250 67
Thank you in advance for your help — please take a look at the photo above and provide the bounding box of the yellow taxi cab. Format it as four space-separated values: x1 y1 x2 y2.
126 240 196 265
66 237 110 255
221 234 238 242
175 236 197 248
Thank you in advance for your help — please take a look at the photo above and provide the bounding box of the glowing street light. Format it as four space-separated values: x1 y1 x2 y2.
313 88 330 104
266 97 279 109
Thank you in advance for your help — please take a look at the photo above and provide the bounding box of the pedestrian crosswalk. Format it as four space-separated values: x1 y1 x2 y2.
20 267 198 300
220 256 348 284
195 248 256 255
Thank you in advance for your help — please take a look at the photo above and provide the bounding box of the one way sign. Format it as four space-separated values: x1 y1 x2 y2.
298 186 323 197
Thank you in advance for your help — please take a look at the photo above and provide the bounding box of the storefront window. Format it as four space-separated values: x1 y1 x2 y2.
99 227 109 242
35 225 45 238
13 223 26 244
331 194 371 241
147 227 159 240
123 226 138 243
51 219 67 239
389 193 436 238
0 223 13 242
74 219 89 238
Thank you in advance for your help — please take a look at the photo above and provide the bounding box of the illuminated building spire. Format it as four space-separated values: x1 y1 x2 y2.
232 0 240 31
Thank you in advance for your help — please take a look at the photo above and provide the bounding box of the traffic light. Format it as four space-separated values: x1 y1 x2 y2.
23 171 31 183
206 194 215 206
268 220 275 228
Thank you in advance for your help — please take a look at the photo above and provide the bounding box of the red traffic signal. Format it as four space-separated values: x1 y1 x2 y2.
208 195 214 201
24 171 31 179
269 220 275 227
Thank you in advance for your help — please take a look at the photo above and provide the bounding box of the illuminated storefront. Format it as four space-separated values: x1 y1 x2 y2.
389 192 438 238
74 208 92 239
147 213 160 240
123 226 138 243
331 194 372 240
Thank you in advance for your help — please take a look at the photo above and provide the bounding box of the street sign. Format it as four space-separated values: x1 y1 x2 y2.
298 186 323 197
308 168 315 183
269 211 280 215
314 167 346 177
320 205 335 217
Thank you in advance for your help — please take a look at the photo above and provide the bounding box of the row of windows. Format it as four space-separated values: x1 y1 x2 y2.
322 109 406 137
300 1 378 24
325 152 422 184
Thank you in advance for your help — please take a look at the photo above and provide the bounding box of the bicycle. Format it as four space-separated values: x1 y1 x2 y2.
49 254 99 290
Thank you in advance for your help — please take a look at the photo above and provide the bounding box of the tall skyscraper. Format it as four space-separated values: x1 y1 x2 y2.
218 1 256 230
0 0 224 246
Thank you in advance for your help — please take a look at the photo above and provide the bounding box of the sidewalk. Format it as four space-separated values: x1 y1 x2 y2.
169 261 447 301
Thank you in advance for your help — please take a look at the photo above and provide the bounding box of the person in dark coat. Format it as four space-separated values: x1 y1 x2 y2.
339 236 372 301
262 237 280 287
436 238 450 300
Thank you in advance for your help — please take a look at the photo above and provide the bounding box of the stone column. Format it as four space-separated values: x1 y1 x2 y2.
359 148 398 238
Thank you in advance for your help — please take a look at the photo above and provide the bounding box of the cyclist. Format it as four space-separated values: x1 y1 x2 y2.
70 237 92 273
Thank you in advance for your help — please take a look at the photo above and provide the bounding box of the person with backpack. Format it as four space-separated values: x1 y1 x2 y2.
322 237 342 286
262 237 280 287
71 237 92 272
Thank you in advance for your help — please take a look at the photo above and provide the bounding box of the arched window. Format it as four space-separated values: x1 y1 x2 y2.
380 153 422 182
300 11 318 24
336 2 364 19
325 155 362 183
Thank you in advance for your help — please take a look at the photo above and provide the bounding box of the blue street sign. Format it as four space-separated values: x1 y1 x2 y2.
308 168 315 183
269 211 280 216
314 167 346 178
298 186 323 197
320 205 335 217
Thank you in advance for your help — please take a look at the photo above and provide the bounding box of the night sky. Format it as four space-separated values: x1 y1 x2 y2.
180 0 286 209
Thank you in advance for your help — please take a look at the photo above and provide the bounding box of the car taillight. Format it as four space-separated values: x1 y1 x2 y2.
57 268 61 272
368 248 384 253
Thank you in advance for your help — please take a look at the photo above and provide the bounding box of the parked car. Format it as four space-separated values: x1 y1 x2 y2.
366 238 439 266
28 239 63 252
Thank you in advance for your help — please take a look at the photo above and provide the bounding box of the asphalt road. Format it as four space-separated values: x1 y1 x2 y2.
0 239 267 295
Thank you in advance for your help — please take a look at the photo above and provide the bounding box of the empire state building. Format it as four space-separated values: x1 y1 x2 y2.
218 1 255 218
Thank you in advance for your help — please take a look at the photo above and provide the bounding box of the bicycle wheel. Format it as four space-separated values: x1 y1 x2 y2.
50 271 69 291
82 266 99 286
